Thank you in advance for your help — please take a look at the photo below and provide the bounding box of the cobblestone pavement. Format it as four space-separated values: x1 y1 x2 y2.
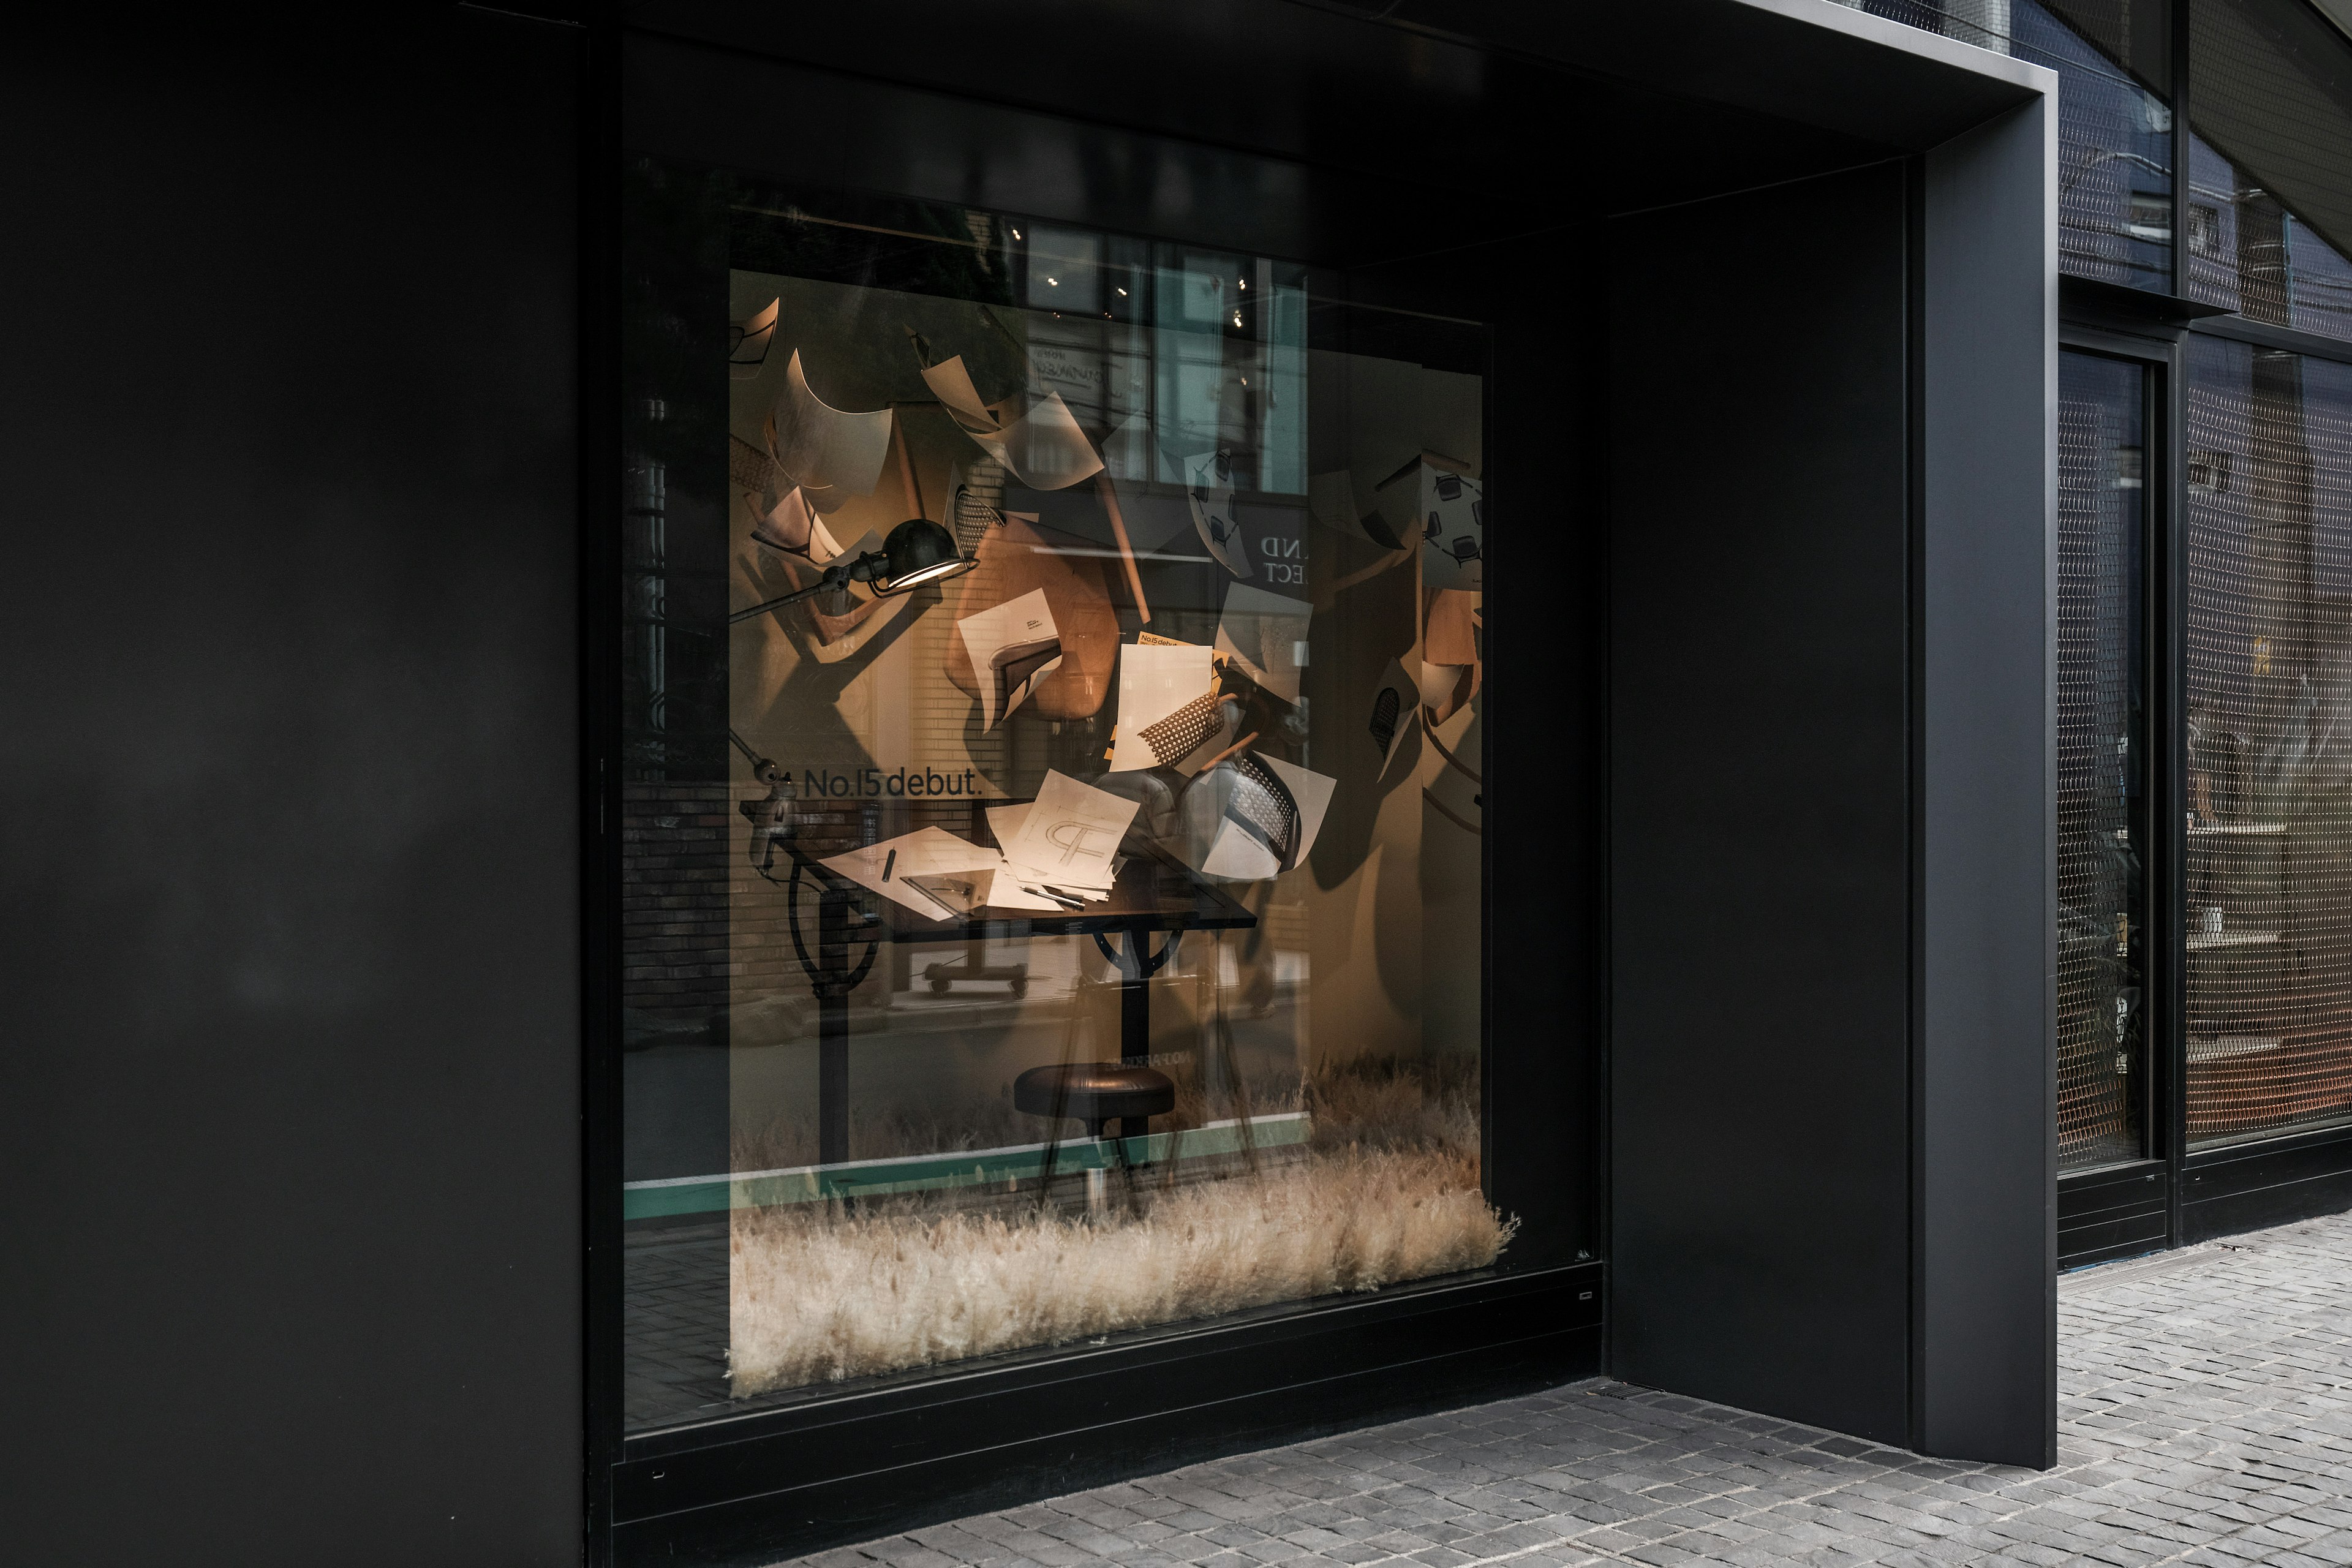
777 1209 2352 1567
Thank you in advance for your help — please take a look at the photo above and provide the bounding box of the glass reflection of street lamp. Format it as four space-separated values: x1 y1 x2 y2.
728 517 974 624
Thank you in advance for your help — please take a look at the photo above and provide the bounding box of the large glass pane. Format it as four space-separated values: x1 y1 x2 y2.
2186 0 2352 337
2184 334 2352 1146
619 166 1500 1428
1847 0 2174 290
2058 351 2150 1170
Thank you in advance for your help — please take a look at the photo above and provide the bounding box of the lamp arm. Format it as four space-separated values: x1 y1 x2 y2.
726 551 879 624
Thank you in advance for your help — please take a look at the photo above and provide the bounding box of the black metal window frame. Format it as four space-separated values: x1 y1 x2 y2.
2057 298 2352 1266
579 31 1608 1567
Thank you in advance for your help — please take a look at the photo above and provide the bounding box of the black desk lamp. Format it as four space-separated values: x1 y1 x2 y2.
729 516 974 624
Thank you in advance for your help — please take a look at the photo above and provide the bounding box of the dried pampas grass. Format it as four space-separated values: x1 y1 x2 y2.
729 1142 1513 1395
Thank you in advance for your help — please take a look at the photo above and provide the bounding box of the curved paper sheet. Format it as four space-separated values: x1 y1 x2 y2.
1375 454 1483 592
1308 469 1406 551
1213 582 1313 707
750 485 845 564
956 587 1065 731
967 391 1104 491
920 355 1003 432
770 349 894 499
1370 655 1423 781
1178 753 1337 883
729 297 778 380
1108 641 1218 772
1187 451 1252 578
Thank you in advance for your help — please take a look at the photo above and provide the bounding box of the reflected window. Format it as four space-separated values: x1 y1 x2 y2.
2058 351 2150 1170
2184 336 2352 1145
2187 0 2352 337
1848 0 2174 291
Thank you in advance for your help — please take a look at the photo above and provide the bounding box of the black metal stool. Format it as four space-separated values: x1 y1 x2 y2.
1013 1061 1175 1140
1016 1061 1175 1210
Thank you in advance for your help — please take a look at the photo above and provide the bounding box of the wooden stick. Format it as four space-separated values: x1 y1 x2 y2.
1197 730 1259 773
1329 546 1412 595
1095 472 1150 624
891 415 922 518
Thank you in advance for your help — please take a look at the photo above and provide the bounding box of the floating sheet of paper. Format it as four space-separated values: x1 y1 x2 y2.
1374 456 1483 593
956 587 1063 731
1001 770 1140 891
920 354 1001 432
820 827 1004 919
1308 469 1407 551
769 350 894 500
750 485 845 564
1186 450 1252 578
967 392 1104 491
1109 641 1218 772
1368 655 1424 781
1003 469 1196 556
1213 583 1313 707
1182 753 1338 883
729 297 778 380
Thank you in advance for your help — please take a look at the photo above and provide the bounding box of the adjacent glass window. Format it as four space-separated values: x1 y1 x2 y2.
619 165 1499 1428
2185 0 2352 337
1850 0 2175 291
2184 334 2352 1146
2059 351 2150 1170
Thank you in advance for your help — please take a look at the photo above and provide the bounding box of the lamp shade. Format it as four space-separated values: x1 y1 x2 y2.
872 518 974 594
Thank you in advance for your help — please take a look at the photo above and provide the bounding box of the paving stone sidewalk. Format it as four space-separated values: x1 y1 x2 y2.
775 1208 2352 1567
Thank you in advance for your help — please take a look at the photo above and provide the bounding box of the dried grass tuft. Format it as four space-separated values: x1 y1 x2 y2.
729 1140 1511 1394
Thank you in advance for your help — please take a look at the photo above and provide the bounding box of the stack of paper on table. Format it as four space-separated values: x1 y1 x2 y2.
816 772 1143 919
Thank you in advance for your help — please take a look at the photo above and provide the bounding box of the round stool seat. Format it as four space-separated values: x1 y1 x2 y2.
1014 1062 1175 1132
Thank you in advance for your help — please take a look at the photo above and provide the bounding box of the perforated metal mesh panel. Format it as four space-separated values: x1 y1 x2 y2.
2184 334 2352 1145
2058 355 2147 1170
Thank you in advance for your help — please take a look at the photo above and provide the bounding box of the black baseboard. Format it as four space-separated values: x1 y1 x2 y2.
2057 1162 2169 1268
2184 1123 2352 1242
614 1265 1604 1567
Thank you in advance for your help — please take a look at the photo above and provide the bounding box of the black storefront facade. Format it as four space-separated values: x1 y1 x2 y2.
6 2 2346 1565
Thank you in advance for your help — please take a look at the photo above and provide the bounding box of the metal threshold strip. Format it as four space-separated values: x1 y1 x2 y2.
622 1111 1313 1218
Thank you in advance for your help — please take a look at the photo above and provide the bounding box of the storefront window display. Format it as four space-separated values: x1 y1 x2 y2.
2056 352 2149 1170
2183 336 2352 1147
619 166 1500 1427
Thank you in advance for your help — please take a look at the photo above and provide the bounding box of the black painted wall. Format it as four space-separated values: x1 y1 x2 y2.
0 12 586 1566
1608 163 1916 1444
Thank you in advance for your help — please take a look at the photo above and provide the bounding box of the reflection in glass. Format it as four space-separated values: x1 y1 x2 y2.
619 169 1499 1428
2185 337 2352 1146
2184 0 2352 337
2058 352 2149 1170
1849 0 2173 290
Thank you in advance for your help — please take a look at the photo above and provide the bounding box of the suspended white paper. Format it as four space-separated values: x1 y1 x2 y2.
1186 450 1251 578
750 485 845 564
920 354 1000 431
1213 582 1313 706
769 349 894 500
956 587 1063 731
1108 641 1218 773
1308 469 1408 551
1185 753 1337 883
1373 455 1483 593
968 392 1104 491
729 297 778 381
